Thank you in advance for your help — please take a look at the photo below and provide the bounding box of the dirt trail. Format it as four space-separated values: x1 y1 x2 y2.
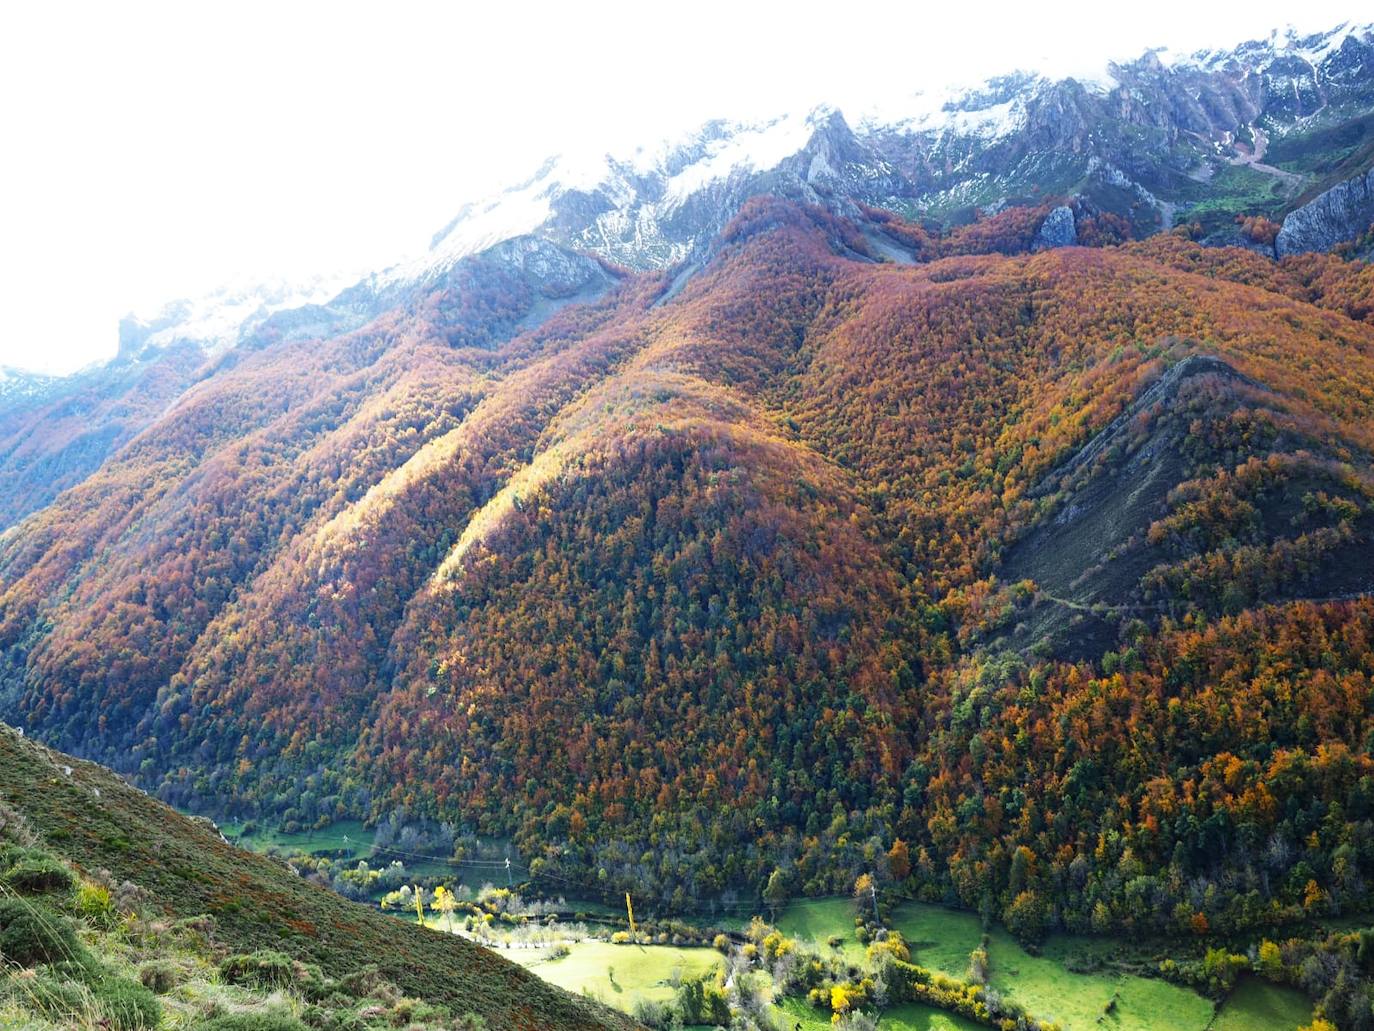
1229 126 1304 188
1034 588 1373 617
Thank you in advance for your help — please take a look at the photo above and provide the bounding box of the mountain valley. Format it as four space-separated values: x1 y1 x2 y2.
4 18 1374 1031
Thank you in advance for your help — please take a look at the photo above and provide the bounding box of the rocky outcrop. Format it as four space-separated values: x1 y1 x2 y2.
1033 206 1078 250
1276 167 1374 256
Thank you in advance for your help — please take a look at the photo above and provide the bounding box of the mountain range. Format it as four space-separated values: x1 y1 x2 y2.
6 23 1374 534
3 19 1374 977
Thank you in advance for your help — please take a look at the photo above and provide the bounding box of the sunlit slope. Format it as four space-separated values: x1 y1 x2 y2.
2 199 1374 936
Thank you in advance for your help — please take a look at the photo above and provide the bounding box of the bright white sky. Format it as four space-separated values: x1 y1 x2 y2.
0 0 1366 373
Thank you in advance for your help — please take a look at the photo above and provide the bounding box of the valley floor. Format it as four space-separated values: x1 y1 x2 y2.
440 894 1313 1029
212 812 1323 1029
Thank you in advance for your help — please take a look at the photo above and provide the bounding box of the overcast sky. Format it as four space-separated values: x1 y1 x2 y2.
0 0 1367 374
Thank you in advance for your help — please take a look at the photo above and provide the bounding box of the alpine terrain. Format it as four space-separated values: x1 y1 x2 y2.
4 19 1374 1031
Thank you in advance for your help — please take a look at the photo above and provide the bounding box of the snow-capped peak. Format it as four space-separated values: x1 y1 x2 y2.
385 106 846 282
857 75 1037 140
1165 21 1374 72
0 365 56 404
121 272 358 359
657 110 824 202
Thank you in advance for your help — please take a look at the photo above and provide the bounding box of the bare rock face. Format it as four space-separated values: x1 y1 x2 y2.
1276 168 1374 256
1034 206 1078 250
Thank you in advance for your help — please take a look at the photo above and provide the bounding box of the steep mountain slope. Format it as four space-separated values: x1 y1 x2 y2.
0 722 634 1029
0 343 210 529
3 192 1374 952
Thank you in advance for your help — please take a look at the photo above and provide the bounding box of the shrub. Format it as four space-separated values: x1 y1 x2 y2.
301 1005 368 1031
0 800 39 847
631 997 680 1028
219 950 298 990
220 950 333 1001
75 881 117 927
175 913 217 935
0 898 88 967
7 970 92 1022
139 958 183 993
94 976 161 1031
337 964 392 1000
0 849 75 894
1004 889 1050 943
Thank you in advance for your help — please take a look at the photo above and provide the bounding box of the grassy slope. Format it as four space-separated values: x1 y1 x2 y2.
884 902 1291 1031
775 898 868 964
777 898 1221 1029
0 724 634 1031
880 1003 986 1030
774 996 985 1031
1211 978 1313 1031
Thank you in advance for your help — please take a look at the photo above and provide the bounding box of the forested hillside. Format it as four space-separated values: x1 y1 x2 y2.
1 195 1373 957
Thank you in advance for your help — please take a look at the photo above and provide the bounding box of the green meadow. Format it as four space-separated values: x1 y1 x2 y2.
775 897 869 963
880 1002 988 1030
891 901 1214 1031
1210 978 1313 1031
217 819 1316 1031
219 817 374 858
510 940 723 1012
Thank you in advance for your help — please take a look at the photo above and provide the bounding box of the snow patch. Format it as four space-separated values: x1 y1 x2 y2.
858 86 1027 140
660 111 818 202
129 273 355 354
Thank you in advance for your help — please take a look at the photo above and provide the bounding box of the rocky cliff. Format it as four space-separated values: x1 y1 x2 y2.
1277 166 1374 255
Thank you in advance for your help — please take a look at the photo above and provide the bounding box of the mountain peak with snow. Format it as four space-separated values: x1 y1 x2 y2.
117 273 360 363
48 19 1374 395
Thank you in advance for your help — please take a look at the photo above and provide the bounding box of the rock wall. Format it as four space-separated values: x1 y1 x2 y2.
1276 167 1374 256
1034 205 1078 250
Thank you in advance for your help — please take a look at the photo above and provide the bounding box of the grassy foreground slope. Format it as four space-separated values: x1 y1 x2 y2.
0 723 635 1030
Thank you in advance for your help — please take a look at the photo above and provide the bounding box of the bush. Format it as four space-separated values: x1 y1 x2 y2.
220 950 333 1001
0 800 39 847
7 970 92 1022
337 964 395 1001
219 950 298 990
75 881 117 928
139 958 183 993
0 898 88 967
300 1003 368 1030
0 848 75 894
94 976 161 1031
631 997 680 1028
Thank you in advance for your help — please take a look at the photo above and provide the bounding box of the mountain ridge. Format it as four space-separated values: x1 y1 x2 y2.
13 20 1372 387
